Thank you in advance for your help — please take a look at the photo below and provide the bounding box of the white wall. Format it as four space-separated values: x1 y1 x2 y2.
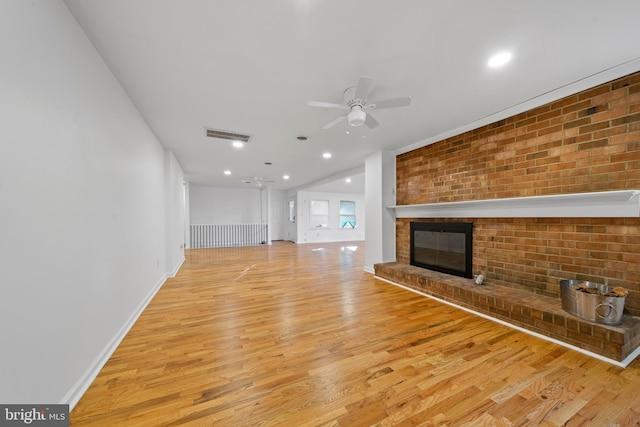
364 151 396 272
165 151 186 275
269 188 286 240
189 185 365 243
189 185 265 224
296 191 365 244
188 185 289 244
184 182 192 249
0 1 183 406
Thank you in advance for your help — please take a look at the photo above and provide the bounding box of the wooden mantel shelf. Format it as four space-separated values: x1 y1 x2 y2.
388 190 640 218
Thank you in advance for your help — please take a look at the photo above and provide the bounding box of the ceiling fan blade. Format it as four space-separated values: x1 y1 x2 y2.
307 100 347 109
367 96 412 110
354 76 374 101
364 113 379 129
323 114 347 129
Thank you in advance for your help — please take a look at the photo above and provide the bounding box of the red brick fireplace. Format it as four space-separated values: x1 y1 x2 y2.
375 71 640 364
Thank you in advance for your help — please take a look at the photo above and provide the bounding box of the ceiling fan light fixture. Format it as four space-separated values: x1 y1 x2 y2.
347 109 366 127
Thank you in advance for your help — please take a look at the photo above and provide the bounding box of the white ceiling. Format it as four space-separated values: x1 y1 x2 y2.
63 0 640 193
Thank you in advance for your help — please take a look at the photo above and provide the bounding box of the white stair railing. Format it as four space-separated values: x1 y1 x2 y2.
190 224 268 248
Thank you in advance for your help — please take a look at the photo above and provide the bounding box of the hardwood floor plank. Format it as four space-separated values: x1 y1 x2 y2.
71 241 640 426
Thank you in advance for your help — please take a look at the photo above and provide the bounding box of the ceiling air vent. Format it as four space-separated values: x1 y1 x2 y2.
205 127 252 143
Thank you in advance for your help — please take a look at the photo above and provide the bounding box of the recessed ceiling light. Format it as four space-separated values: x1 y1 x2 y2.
322 152 332 159
224 170 231 175
232 141 244 148
488 51 512 68
345 178 351 183
283 175 290 180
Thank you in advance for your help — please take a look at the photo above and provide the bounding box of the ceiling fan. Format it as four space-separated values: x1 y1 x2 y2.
307 76 411 129
240 176 275 188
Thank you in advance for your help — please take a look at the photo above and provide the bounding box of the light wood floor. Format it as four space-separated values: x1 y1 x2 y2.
71 241 640 426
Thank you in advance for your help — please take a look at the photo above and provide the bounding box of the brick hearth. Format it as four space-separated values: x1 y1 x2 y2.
374 262 640 364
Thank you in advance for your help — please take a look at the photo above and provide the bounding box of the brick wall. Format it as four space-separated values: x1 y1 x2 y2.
395 72 640 316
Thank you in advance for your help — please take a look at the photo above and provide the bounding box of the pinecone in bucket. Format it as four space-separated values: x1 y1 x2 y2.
572 283 628 297
604 287 629 297
572 283 599 294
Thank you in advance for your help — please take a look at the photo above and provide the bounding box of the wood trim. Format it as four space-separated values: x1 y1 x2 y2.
389 190 640 218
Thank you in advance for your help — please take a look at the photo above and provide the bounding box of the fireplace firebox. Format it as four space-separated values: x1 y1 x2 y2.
410 222 473 279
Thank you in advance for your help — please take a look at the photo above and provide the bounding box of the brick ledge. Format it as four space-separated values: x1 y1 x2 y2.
374 262 640 364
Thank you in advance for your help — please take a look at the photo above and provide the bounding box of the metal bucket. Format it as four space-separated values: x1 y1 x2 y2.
559 280 625 325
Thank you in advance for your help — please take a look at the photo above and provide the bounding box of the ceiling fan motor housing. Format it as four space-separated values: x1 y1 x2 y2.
347 107 366 126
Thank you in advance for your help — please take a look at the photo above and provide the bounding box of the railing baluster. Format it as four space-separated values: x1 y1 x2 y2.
189 224 268 248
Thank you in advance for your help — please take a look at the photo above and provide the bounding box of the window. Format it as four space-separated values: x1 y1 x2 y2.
339 200 356 228
310 200 329 228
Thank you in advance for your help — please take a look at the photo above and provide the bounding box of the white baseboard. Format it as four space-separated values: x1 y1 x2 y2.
168 256 185 278
62 274 169 410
